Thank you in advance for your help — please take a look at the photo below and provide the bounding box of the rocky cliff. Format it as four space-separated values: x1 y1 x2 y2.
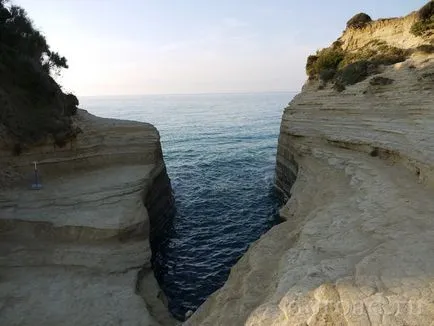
0 109 175 326
185 5 434 326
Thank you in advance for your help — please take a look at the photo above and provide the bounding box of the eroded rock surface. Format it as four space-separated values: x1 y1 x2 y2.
0 110 175 326
185 11 434 326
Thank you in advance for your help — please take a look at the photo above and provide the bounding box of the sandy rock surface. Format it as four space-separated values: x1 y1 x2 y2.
0 110 175 326
185 14 434 326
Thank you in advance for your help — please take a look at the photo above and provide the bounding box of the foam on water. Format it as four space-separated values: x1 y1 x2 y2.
81 92 295 320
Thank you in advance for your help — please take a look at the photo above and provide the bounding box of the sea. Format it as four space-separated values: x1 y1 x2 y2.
81 92 296 320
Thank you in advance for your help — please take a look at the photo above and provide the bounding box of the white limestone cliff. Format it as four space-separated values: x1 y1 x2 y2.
0 110 175 326
185 10 434 326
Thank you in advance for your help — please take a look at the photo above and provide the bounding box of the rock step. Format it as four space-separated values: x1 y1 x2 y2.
0 164 157 241
0 236 150 273
0 266 159 326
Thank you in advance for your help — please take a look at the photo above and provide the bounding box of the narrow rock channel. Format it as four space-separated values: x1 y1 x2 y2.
133 93 292 320
80 93 295 321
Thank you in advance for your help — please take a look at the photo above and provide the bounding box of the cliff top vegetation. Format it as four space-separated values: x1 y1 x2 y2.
0 0 79 151
410 0 434 37
306 1 434 92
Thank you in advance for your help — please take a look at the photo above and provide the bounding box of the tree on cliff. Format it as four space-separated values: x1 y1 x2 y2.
0 0 79 148
0 0 68 75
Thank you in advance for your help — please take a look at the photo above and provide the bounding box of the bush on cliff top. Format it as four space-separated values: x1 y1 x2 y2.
337 40 409 68
411 1 434 36
306 48 344 79
346 13 372 29
417 1 434 20
306 37 410 88
319 68 337 82
411 19 434 36
336 61 371 86
0 0 79 146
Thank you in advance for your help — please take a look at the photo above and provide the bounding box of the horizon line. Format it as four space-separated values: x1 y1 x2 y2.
78 90 300 98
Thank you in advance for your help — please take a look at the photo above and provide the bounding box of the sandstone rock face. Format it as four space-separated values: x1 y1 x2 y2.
0 110 175 326
340 13 431 51
185 14 434 326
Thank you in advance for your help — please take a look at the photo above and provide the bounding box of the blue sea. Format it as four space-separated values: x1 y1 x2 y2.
81 92 295 320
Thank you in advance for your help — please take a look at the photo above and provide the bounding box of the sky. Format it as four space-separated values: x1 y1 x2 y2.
15 0 427 96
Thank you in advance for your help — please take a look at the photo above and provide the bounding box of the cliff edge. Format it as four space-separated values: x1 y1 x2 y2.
0 3 176 324
186 4 434 326
0 110 175 326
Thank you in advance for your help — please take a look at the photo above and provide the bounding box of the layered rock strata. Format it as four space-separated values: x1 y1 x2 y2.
185 11 434 326
0 110 175 326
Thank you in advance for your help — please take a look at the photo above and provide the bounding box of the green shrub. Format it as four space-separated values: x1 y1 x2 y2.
369 76 394 86
333 81 346 92
336 61 371 86
419 72 434 82
338 48 378 68
346 13 372 29
319 68 336 82
417 1 434 20
316 48 345 70
415 44 434 53
371 50 408 66
306 55 319 78
306 48 344 80
336 60 379 86
411 19 434 36
340 43 407 68
306 35 409 86
331 40 343 50
411 1 434 36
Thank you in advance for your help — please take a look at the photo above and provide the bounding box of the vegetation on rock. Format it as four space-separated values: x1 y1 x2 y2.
410 1 434 37
369 76 394 86
307 3 434 90
332 81 346 93
418 1 434 20
336 61 374 86
306 38 408 88
415 44 434 54
0 0 79 147
339 40 408 68
306 48 345 79
319 68 337 82
411 20 434 36
346 13 372 29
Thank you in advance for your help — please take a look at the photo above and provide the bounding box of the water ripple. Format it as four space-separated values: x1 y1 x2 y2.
81 92 295 321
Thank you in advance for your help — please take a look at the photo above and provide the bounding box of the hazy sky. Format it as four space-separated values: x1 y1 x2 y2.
16 0 426 96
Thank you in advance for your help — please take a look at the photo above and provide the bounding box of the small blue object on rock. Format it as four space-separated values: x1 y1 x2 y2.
31 161 42 190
